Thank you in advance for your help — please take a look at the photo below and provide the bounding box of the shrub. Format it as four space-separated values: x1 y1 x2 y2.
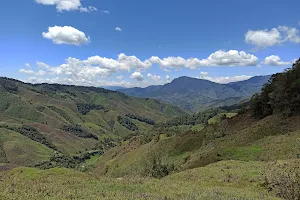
93 138 117 151
117 115 138 131
62 125 98 140
125 113 156 125
76 103 104 115
19 125 57 150
141 153 174 178
0 78 18 94
264 161 300 200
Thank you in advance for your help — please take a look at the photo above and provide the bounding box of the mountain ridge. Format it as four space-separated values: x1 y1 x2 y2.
118 75 271 112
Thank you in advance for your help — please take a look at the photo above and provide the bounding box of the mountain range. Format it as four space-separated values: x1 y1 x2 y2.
118 75 271 112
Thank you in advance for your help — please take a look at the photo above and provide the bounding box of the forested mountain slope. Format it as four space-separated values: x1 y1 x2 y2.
118 75 271 112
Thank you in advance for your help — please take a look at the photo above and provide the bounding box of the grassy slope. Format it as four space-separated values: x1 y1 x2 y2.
0 78 187 165
92 112 300 177
208 112 237 124
0 128 53 166
0 160 284 200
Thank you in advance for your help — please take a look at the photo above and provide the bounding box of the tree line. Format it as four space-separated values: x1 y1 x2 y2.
117 115 139 131
251 59 300 118
125 113 156 125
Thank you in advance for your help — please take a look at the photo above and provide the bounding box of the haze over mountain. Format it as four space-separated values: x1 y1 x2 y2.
118 75 271 112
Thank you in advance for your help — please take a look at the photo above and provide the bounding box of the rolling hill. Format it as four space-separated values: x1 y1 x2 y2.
1 60 300 200
118 75 271 112
0 77 186 167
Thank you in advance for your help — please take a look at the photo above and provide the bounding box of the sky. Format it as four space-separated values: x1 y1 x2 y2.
0 0 299 88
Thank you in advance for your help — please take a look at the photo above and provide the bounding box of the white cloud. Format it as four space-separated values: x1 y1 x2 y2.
19 69 35 75
130 72 144 81
19 51 260 87
79 6 97 13
149 50 258 69
147 73 161 81
115 27 122 31
25 63 31 68
116 76 124 80
19 69 46 76
22 54 151 82
84 53 151 72
166 75 171 82
35 0 97 12
26 76 147 88
261 55 293 66
198 72 252 84
200 71 208 77
100 10 110 14
42 26 90 45
278 26 300 43
245 25 300 48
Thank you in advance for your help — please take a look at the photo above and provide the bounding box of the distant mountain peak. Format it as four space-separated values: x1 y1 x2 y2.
118 75 271 112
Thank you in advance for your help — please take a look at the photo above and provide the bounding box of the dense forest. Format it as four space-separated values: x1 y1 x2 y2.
251 59 300 118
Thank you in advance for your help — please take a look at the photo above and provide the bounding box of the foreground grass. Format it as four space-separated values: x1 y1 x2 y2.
0 160 280 200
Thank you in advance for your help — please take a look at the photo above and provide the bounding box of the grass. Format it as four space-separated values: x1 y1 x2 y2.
208 112 238 124
0 78 187 168
0 128 53 166
0 160 281 200
224 145 263 161
93 113 300 177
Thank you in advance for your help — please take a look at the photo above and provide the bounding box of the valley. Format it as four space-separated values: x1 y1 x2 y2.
0 60 299 199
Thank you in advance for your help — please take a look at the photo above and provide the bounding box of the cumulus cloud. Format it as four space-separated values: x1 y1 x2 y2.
42 26 90 45
261 55 293 66
245 25 300 48
115 27 122 31
130 72 144 81
198 72 252 84
21 54 151 83
149 50 258 69
19 51 260 87
147 73 161 81
35 0 97 12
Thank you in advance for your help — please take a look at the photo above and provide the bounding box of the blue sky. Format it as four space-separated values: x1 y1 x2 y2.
0 0 299 87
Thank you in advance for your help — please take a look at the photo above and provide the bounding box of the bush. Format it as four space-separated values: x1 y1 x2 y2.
93 138 117 151
264 161 300 200
0 78 18 94
155 108 223 128
19 125 57 150
141 153 174 178
62 125 98 140
117 115 138 131
76 103 104 115
125 113 156 125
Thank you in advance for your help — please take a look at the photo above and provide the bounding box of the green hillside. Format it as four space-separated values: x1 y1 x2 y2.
0 60 300 200
0 78 186 166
